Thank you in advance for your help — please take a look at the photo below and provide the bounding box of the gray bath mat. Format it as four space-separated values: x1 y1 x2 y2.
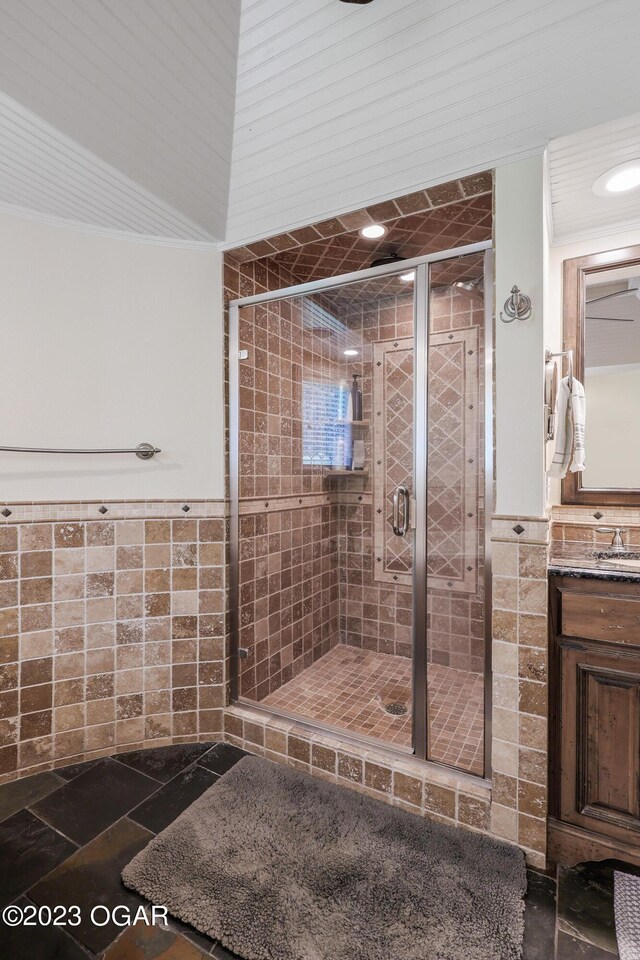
123 755 526 960
615 871 640 959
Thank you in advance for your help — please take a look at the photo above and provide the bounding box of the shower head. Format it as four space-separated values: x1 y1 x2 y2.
369 253 406 269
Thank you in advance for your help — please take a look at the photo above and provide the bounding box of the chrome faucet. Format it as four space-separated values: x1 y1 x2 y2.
596 527 627 554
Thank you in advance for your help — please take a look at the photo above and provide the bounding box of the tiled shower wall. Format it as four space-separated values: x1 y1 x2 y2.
490 516 550 867
334 282 486 673
226 181 493 703
0 509 226 782
235 288 344 700
335 291 414 660
427 281 486 673
237 502 339 701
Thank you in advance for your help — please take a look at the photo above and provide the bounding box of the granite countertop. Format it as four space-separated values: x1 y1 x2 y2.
549 542 640 583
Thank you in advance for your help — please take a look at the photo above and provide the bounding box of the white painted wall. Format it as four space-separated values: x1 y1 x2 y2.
494 156 546 518
0 211 224 501
546 226 640 505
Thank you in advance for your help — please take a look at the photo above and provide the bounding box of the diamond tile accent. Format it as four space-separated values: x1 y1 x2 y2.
513 524 525 535
372 339 414 585
426 327 479 594
1 508 12 517
593 512 604 520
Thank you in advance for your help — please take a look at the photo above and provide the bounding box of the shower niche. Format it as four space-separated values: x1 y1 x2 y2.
229 246 491 777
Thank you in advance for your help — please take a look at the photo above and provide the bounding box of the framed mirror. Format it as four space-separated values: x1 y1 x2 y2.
562 244 640 505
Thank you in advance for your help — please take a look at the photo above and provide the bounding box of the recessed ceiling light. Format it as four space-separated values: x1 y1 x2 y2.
593 160 640 197
344 349 359 356
400 272 415 282
360 224 387 239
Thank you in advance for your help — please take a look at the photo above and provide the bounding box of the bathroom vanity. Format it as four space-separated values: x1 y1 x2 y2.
548 560 640 867
548 241 640 866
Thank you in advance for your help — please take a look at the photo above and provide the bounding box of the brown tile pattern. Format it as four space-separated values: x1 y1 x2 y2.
427 325 479 592
372 337 414 583
225 173 493 265
428 663 484 774
237 295 339 500
0 517 225 781
337 499 413 658
238 506 339 702
264 195 492 292
490 516 550 869
551 503 640 547
224 704 493 843
263 645 412 746
426 279 486 679
262 644 484 774
329 291 415 660
228 187 490 760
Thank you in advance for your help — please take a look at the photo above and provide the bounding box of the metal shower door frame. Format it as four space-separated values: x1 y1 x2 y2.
228 239 493 776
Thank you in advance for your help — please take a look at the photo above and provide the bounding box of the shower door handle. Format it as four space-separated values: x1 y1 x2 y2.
392 485 410 536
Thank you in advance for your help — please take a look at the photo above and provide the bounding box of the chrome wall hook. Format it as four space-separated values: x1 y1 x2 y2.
500 285 532 323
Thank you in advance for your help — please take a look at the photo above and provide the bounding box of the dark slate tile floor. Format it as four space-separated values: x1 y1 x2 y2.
0 741 628 959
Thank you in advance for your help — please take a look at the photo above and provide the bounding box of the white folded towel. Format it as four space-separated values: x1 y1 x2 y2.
549 376 586 479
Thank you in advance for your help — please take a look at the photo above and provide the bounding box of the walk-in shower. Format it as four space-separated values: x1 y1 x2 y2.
229 241 492 777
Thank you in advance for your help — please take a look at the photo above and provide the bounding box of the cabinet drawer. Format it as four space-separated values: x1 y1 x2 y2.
562 590 640 644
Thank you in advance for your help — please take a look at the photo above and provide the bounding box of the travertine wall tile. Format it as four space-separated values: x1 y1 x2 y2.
0 505 226 783
490 515 549 867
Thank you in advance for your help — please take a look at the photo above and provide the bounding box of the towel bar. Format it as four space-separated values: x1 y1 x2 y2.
544 348 574 442
0 442 160 460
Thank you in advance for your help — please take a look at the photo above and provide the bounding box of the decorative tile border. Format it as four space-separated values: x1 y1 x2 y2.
491 516 550 545
551 503 640 544
238 493 333 515
427 327 479 594
0 499 227 524
372 337 414 586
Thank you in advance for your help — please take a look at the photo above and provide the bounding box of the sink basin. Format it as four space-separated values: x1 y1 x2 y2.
591 550 640 561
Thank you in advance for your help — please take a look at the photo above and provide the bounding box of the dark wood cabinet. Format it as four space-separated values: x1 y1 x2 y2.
550 576 640 867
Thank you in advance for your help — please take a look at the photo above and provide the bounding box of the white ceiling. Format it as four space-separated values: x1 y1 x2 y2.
0 0 240 241
1 0 640 245
548 112 640 245
227 0 640 245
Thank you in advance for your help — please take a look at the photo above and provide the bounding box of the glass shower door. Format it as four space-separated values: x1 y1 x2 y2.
424 252 489 775
229 244 490 773
230 271 417 751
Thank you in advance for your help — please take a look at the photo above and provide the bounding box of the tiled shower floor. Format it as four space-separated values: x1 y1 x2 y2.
261 645 484 774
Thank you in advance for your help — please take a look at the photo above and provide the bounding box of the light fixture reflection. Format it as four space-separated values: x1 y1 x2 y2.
344 349 359 357
400 272 415 282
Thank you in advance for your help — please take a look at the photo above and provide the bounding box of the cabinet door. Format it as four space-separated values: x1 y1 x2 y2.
560 642 640 843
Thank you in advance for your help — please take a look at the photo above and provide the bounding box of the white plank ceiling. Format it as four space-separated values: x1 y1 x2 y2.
227 0 640 245
1 0 640 244
548 112 640 245
0 0 241 241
